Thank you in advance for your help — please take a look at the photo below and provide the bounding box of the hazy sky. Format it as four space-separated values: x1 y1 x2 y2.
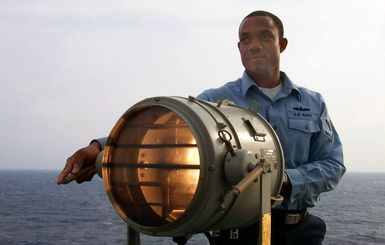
1 0 384 172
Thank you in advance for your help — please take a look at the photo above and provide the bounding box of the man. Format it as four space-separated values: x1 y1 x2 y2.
57 10 345 245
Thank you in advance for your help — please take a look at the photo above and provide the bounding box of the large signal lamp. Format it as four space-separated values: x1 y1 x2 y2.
77 96 285 244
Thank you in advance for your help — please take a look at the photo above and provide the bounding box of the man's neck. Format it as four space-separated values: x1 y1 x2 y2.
247 70 281 88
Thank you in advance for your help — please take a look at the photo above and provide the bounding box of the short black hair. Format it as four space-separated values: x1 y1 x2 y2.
240 10 284 38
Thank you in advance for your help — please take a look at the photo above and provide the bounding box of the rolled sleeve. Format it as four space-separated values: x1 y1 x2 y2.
90 137 108 150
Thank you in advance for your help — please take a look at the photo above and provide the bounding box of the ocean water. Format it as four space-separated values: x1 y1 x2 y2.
0 171 384 245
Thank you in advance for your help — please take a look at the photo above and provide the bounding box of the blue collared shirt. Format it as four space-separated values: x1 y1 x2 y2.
197 71 345 210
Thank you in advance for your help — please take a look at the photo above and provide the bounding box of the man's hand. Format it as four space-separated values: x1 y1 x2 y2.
280 171 292 197
56 141 101 185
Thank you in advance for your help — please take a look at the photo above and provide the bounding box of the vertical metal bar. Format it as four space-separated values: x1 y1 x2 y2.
259 172 271 245
127 226 141 245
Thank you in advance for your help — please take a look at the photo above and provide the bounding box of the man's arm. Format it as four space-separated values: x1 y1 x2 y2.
285 101 345 208
56 137 107 185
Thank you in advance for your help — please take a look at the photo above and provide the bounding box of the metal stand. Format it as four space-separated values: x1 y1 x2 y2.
172 234 192 245
127 226 141 245
259 170 271 245
220 159 272 245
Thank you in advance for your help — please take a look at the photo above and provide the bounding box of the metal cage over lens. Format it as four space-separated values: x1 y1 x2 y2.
101 96 285 238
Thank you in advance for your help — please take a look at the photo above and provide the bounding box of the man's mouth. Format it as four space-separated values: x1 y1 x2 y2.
249 56 265 60
248 52 265 58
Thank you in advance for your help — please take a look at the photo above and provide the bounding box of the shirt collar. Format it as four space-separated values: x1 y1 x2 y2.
240 71 302 101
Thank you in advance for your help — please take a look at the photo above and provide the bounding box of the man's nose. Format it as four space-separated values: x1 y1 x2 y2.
248 38 262 52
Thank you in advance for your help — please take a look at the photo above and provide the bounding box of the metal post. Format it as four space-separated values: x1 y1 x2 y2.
127 225 141 245
259 171 271 245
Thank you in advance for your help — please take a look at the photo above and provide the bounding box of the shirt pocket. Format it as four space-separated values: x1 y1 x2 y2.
288 119 320 134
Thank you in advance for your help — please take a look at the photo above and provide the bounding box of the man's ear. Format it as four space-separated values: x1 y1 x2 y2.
279 38 288 53
237 41 241 50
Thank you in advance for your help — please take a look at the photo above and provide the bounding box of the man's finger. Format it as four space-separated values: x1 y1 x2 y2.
57 158 75 184
72 161 82 174
75 166 96 183
57 167 71 184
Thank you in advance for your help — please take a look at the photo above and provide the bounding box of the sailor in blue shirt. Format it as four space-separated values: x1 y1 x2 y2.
195 11 345 245
57 10 345 245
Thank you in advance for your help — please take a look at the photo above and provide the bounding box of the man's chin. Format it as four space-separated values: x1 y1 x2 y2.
247 66 268 74
246 60 267 69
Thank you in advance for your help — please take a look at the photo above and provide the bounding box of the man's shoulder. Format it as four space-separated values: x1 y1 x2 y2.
297 85 321 98
294 84 325 107
197 78 243 102
282 72 322 100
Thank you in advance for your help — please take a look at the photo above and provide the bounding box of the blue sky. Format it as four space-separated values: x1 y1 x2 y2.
1 0 384 172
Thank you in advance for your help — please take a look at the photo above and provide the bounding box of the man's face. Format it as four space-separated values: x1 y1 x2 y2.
238 15 287 79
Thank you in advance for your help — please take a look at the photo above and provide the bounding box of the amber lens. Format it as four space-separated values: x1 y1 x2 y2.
105 106 200 226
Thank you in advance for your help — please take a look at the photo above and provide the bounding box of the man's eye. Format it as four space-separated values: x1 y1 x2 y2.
261 33 273 40
240 37 250 44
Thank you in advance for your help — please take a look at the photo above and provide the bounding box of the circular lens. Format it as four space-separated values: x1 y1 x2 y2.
104 106 200 227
